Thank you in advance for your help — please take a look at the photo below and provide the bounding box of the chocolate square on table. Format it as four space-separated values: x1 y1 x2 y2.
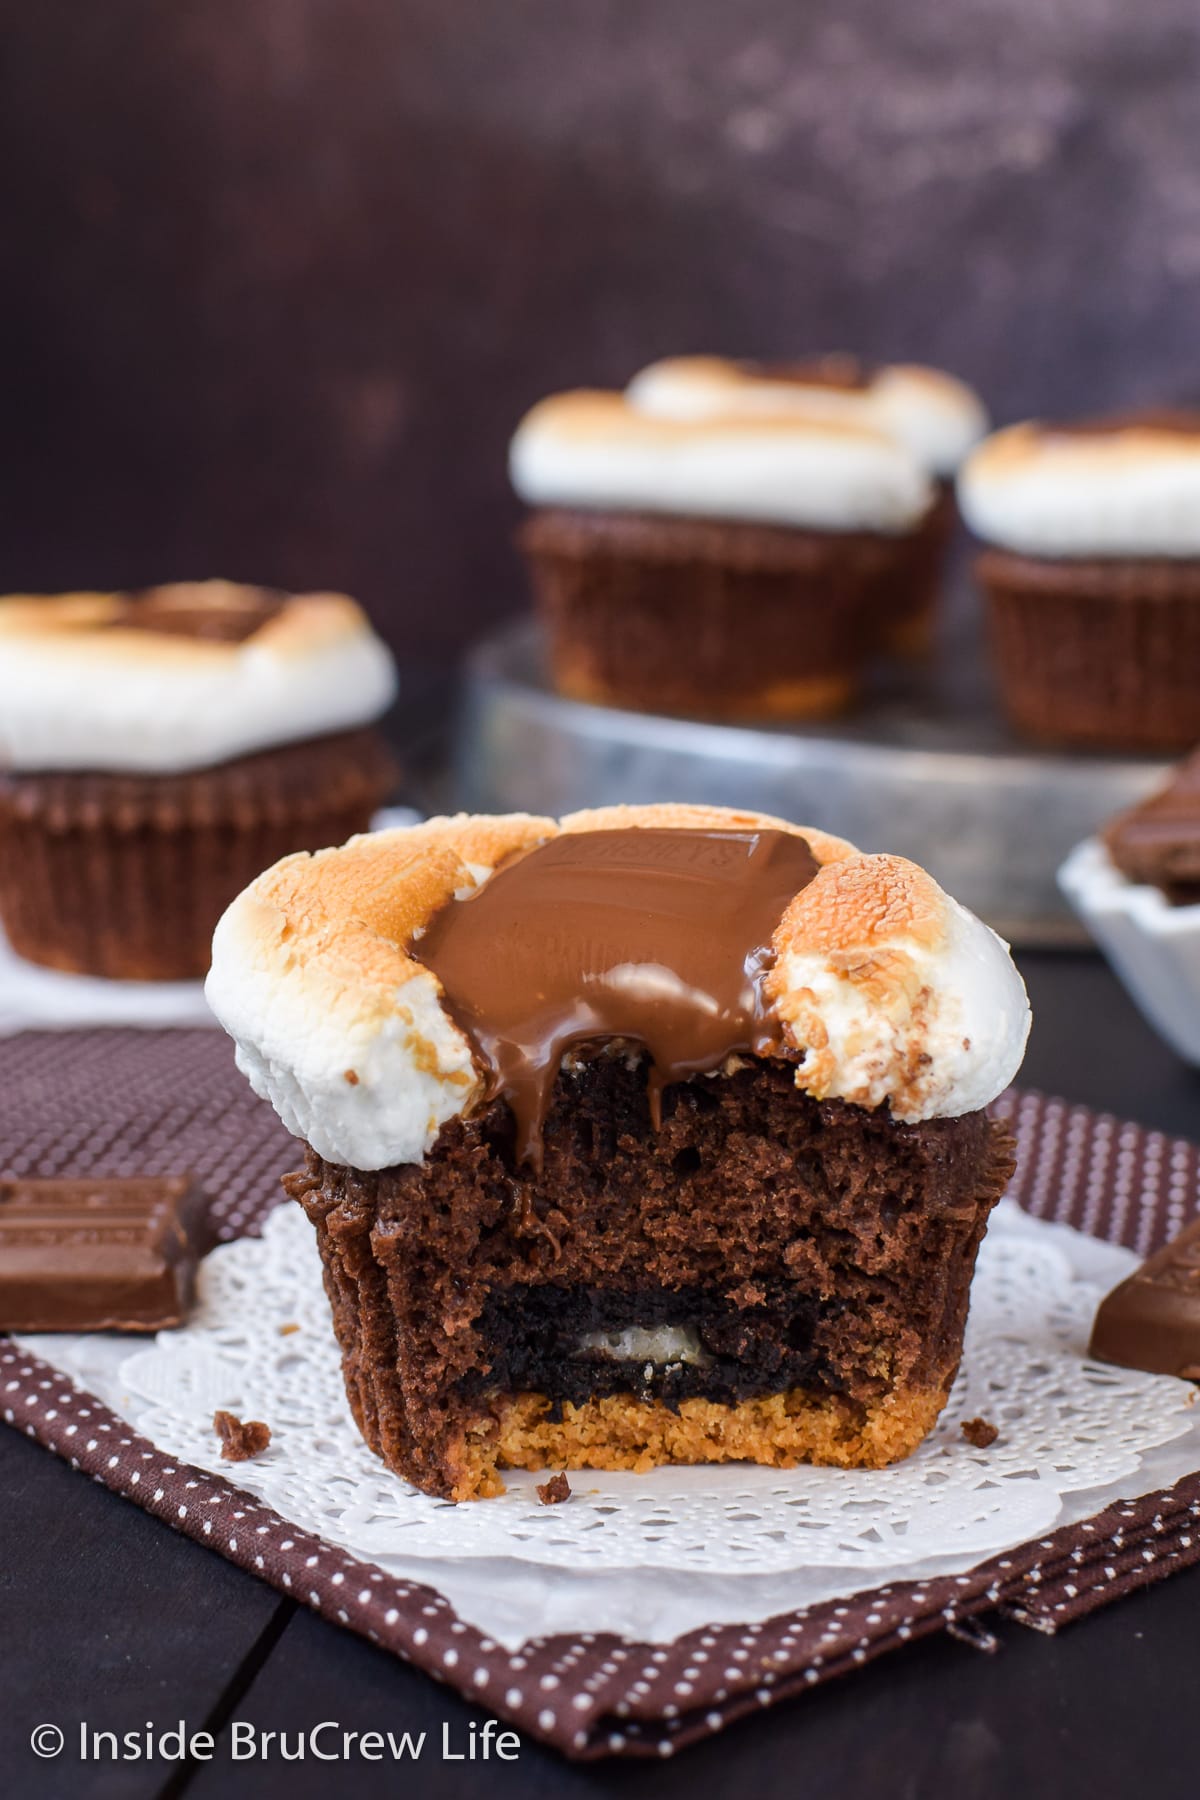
0 1175 205 1332
1089 1216 1200 1377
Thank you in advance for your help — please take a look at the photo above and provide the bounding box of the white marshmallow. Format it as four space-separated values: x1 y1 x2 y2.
959 421 1200 557
0 586 397 774
628 357 987 477
776 892 1031 1123
509 390 933 534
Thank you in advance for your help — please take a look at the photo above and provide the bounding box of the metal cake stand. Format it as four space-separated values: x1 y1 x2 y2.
451 618 1168 945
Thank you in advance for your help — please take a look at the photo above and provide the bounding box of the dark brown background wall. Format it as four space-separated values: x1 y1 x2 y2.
2 1 1198 666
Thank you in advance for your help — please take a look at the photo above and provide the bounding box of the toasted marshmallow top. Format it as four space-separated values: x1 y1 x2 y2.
509 390 933 534
206 802 1031 1170
627 356 987 477
0 583 398 774
959 418 1200 557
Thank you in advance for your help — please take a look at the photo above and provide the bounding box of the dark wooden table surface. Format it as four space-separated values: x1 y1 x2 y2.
4 950 1200 1800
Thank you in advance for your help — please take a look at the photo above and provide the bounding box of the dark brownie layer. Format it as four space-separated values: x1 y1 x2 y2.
464 1280 854 1410
287 1054 1015 1498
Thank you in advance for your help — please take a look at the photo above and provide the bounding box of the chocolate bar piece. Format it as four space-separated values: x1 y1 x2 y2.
1089 1217 1200 1378
0 1175 204 1332
1105 747 1200 904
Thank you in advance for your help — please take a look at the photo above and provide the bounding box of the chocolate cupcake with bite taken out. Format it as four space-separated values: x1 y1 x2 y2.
207 803 1028 1500
509 389 936 722
960 412 1200 751
0 582 397 980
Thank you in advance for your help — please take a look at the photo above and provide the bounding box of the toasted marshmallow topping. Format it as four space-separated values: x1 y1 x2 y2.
206 803 1030 1170
766 853 1031 1121
959 418 1200 557
509 391 933 534
0 583 397 774
627 356 987 477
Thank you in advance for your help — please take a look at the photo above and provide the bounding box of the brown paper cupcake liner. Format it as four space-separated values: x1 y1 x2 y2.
0 728 396 981
979 549 1200 751
519 506 941 721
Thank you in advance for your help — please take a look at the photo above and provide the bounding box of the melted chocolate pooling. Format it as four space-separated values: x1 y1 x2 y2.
416 827 819 1167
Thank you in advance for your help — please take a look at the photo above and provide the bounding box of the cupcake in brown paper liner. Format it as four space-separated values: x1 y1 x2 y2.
0 583 397 980
625 355 987 662
509 388 939 722
960 413 1200 751
206 804 1030 1501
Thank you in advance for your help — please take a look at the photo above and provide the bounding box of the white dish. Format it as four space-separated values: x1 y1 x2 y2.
1059 836 1200 1063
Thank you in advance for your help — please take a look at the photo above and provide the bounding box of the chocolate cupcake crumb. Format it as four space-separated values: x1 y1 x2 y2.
213 1410 272 1461
960 1417 999 1448
537 1473 572 1505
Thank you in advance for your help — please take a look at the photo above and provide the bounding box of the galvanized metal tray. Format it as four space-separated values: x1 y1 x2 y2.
452 619 1168 944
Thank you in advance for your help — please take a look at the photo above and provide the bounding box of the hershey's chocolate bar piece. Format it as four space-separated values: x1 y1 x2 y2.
0 1175 204 1332
1089 1217 1200 1378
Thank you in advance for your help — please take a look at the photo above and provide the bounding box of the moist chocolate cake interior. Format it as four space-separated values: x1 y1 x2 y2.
290 1054 1013 1496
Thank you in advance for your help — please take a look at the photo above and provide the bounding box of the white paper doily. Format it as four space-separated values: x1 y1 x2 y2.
108 1201 1200 1565
24 1200 1200 1645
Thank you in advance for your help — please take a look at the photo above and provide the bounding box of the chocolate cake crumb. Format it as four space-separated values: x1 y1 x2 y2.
213 1409 272 1461
537 1472 571 1504
961 1416 999 1448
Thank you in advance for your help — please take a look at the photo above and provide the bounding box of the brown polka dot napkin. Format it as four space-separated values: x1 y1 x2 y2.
3 1031 1199 1760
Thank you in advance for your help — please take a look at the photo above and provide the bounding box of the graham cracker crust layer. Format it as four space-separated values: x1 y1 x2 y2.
446 1385 949 1502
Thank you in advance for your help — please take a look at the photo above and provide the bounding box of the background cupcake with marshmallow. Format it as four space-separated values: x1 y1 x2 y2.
960 412 1200 751
509 371 949 723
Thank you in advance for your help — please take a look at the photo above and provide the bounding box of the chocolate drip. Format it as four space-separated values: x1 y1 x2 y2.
416 827 819 1167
